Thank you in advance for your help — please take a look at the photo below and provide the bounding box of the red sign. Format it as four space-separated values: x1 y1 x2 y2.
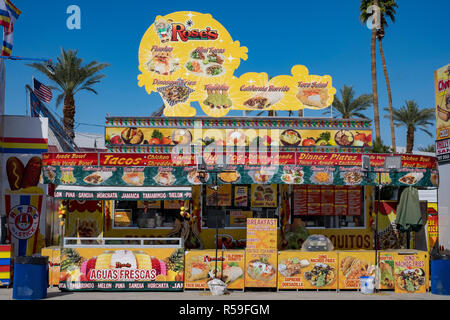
42 153 98 166
42 152 437 169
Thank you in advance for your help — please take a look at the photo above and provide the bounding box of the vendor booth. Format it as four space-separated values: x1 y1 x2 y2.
39 11 437 293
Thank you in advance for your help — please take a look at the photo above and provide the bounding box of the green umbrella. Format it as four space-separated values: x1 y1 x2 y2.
395 186 424 232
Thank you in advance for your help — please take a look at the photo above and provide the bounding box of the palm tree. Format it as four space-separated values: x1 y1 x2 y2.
28 48 110 139
387 100 435 154
360 0 398 151
360 0 381 140
371 136 392 153
418 144 435 153
324 85 372 119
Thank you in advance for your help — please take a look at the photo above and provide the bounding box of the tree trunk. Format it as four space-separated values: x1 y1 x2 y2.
371 27 381 140
378 37 396 152
406 126 415 154
63 94 76 140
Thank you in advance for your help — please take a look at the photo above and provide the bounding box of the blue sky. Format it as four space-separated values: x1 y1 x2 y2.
3 0 449 149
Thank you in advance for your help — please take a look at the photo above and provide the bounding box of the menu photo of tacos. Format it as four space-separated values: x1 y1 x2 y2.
281 168 304 184
186 48 225 77
340 256 374 288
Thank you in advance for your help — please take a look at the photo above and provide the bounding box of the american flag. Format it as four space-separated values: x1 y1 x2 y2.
33 78 52 103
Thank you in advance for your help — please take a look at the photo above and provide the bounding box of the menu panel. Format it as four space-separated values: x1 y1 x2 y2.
293 186 361 216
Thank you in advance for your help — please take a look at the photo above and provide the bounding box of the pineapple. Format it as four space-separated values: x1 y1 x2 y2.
165 248 184 272
61 248 83 271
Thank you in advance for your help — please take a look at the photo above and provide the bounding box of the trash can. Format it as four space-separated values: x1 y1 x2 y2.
13 256 49 300
431 254 450 295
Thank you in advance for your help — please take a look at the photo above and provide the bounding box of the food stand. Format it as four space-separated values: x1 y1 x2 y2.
39 11 438 293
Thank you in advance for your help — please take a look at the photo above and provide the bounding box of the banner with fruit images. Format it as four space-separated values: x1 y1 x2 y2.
137 11 336 117
105 127 373 148
59 247 185 291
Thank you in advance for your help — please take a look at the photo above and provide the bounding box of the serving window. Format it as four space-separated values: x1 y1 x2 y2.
291 185 365 229
201 184 280 229
112 200 189 229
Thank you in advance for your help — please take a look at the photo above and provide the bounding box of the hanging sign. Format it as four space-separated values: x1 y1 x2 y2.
137 11 336 117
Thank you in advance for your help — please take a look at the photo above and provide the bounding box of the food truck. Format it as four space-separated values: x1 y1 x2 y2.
40 11 437 292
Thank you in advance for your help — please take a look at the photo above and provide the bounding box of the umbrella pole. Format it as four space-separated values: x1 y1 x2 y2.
375 173 381 292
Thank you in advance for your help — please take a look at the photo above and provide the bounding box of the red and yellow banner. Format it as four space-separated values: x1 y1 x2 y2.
278 251 338 290
184 250 245 290
59 247 184 291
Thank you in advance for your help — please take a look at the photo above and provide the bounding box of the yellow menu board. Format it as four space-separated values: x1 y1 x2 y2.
250 184 277 207
277 251 338 290
184 250 245 290
245 218 278 288
435 64 450 141
137 11 336 117
393 251 429 293
338 251 375 289
378 251 395 290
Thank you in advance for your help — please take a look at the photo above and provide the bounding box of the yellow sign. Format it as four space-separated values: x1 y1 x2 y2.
59 248 185 291
379 251 395 290
435 64 450 141
184 250 245 290
137 11 335 117
393 251 429 293
278 251 338 290
245 218 278 288
338 251 375 289
427 203 438 252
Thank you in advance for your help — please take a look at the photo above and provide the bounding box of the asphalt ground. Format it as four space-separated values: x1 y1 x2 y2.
0 286 449 300
0 287 447 319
